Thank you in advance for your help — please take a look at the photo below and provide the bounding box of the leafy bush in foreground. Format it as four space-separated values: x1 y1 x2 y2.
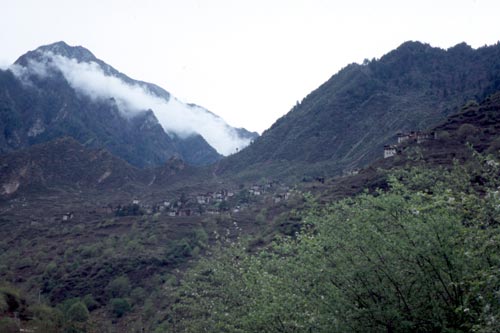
168 160 500 332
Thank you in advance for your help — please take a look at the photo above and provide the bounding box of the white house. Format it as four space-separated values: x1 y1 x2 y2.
384 145 397 158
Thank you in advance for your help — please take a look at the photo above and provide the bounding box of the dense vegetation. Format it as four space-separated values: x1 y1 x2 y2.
0 175 303 331
0 208 221 332
166 155 500 332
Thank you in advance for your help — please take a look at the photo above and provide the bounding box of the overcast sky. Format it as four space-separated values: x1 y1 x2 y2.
1 0 499 133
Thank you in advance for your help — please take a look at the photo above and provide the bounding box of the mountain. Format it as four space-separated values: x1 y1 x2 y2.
0 137 144 196
218 41 500 179
0 136 211 199
318 90 500 200
0 41 256 167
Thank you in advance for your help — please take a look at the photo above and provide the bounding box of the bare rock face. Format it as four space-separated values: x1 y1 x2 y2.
27 118 45 137
2 180 19 195
97 170 112 184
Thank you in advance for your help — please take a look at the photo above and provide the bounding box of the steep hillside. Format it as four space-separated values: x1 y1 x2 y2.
0 136 220 201
0 67 184 167
220 41 500 179
171 134 222 167
433 91 500 154
0 137 145 197
312 91 500 203
0 41 258 167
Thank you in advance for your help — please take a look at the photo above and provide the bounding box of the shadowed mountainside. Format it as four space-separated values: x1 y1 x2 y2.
0 41 252 167
218 41 500 180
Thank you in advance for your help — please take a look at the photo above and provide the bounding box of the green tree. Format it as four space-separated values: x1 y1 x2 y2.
165 239 192 264
168 162 500 332
30 303 63 332
66 301 89 323
131 287 146 306
82 294 99 311
255 208 267 225
110 298 131 318
107 276 130 298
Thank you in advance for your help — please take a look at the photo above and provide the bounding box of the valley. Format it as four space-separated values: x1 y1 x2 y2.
1 41 500 332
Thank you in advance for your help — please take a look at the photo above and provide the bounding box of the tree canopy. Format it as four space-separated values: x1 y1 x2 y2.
167 157 500 332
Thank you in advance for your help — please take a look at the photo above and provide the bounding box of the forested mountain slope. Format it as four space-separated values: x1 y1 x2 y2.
220 41 500 178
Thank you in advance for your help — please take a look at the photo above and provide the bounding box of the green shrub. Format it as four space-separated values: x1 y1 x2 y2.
165 239 192 264
169 163 500 332
82 294 99 311
107 276 130 298
0 286 21 313
44 261 57 274
115 204 143 216
130 287 146 306
110 298 131 318
255 211 266 225
142 299 155 320
30 303 63 330
191 228 209 248
66 301 89 323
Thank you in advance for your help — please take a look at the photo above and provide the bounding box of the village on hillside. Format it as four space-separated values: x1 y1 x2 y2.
384 131 436 158
69 181 301 222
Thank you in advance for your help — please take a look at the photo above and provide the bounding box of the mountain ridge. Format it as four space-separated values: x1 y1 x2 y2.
0 41 257 167
217 40 500 179
14 41 174 101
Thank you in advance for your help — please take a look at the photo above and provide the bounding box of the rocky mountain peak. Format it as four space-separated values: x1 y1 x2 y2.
14 41 98 67
37 41 97 62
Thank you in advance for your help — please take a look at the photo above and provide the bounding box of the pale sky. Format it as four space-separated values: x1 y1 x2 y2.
1 0 499 133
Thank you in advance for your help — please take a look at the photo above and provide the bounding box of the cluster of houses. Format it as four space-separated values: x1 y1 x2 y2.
108 181 296 219
272 191 291 204
397 131 436 144
343 168 360 176
195 189 235 205
244 182 294 206
156 201 199 217
384 131 436 158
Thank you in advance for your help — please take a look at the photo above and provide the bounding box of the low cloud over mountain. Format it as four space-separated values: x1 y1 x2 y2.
10 47 254 155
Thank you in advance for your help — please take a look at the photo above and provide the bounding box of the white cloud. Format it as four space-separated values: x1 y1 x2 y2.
11 52 251 156
0 59 11 70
